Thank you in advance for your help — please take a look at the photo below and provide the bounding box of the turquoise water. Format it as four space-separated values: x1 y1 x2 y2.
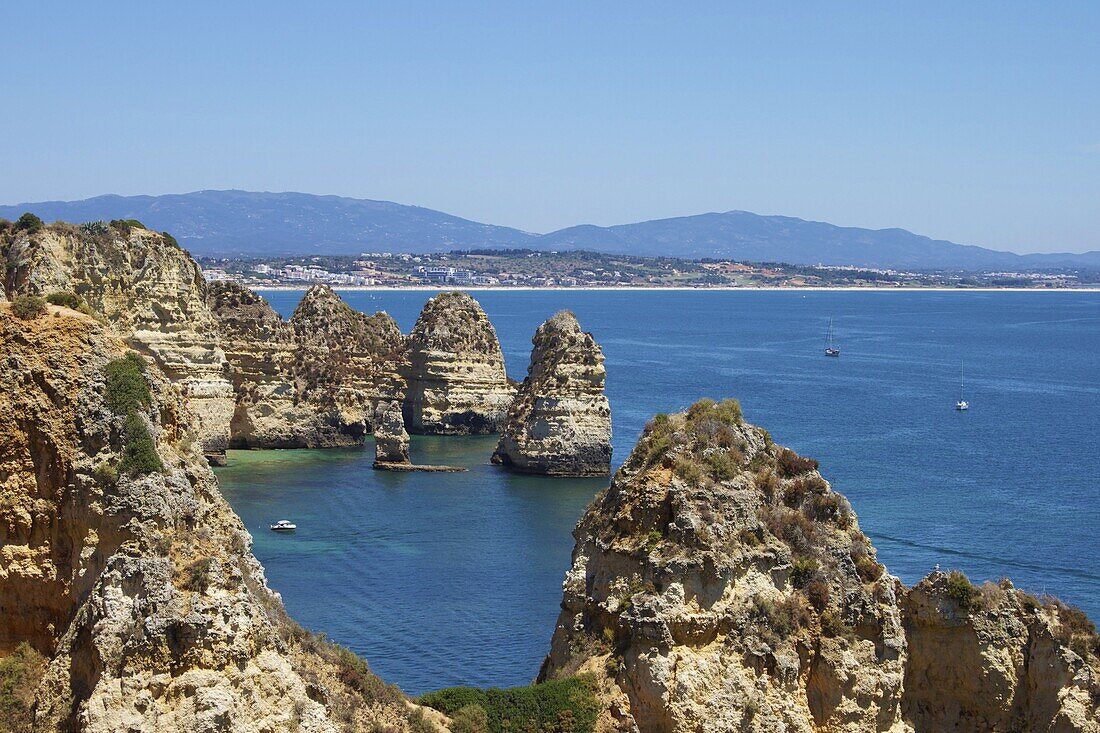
217 290 1100 694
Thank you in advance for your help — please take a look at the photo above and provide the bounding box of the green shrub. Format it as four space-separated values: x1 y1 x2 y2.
776 448 818 477
45 291 83 309
419 675 600 733
643 433 672 466
0 642 47 733
10 294 46 320
820 609 853 639
14 212 43 233
451 704 490 733
705 450 742 480
686 397 743 427
790 557 819 588
109 218 146 236
180 556 214 592
104 353 151 415
93 461 119 485
945 570 980 610
748 595 813 642
806 492 851 527
1044 597 1100 660
161 231 180 248
644 529 663 553
672 455 705 484
120 412 164 475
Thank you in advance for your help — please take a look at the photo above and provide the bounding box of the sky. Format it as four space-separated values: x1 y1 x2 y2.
2 2 1097 253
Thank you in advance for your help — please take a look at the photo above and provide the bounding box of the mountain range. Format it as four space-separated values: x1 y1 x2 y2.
3 189 1097 271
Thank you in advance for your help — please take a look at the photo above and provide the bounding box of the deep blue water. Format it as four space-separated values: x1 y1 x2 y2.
216 290 1100 695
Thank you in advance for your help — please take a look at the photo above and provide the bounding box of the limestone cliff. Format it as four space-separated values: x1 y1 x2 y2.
902 573 1099 732
2 221 234 461
289 285 408 441
492 311 612 476
404 291 515 434
540 399 1100 733
0 302 442 733
207 282 408 448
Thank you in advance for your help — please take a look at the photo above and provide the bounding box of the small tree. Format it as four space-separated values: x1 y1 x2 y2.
10 295 46 320
119 412 164 475
45 291 83 309
14 212 43 233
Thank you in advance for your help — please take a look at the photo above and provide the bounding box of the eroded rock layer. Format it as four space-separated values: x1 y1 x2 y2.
374 401 411 466
540 399 1100 733
493 311 612 475
2 221 234 460
404 291 515 434
208 282 407 447
0 302 440 733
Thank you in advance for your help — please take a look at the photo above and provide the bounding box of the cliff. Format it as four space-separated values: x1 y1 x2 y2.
492 311 612 476
208 282 407 448
0 301 442 732
403 291 515 434
2 220 234 462
540 399 1100 733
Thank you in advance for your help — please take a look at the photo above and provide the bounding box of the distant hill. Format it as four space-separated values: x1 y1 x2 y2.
2 190 1097 271
0 190 535 256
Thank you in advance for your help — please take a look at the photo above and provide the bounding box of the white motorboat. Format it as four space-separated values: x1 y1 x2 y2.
270 520 297 532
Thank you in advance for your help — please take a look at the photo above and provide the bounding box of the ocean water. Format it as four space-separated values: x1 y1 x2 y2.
216 290 1100 695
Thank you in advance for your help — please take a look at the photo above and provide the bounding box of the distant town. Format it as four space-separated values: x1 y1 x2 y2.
197 249 1097 290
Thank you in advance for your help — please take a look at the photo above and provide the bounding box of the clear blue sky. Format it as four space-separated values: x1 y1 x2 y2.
2 2 1097 253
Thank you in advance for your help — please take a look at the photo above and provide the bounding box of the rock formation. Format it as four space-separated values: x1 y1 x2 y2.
0 301 442 732
492 311 611 476
374 401 412 466
208 282 407 448
404 291 515 434
540 398 1100 733
2 220 234 463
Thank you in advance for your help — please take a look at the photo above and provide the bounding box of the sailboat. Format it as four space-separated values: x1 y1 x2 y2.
824 319 840 357
955 364 969 411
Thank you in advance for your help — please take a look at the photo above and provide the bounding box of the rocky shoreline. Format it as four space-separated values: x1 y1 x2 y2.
2 219 1098 733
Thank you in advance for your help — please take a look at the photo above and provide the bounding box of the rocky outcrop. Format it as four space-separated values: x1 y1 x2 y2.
0 302 441 732
404 291 515 434
374 401 411 466
492 311 611 476
902 573 1100 733
208 282 408 448
2 221 234 462
540 399 1100 733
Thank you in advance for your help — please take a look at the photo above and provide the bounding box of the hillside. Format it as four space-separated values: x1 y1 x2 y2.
3 190 1098 270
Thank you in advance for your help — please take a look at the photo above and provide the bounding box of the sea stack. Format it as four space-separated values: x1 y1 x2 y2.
492 311 612 476
403 291 515 434
373 400 411 467
288 284 408 440
540 398 1100 733
3 220 235 463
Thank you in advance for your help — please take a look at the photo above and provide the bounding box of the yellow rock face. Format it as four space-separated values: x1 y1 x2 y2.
0 304 441 733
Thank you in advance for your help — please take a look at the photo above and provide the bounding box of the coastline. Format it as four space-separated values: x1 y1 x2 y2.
249 284 1100 293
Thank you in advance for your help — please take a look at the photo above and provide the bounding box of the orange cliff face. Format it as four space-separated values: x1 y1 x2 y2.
0 302 443 733
539 398 1100 733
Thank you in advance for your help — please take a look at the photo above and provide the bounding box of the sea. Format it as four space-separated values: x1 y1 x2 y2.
214 290 1100 695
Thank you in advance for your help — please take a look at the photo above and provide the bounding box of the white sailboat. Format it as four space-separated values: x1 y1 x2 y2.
824 319 840 357
955 364 969 411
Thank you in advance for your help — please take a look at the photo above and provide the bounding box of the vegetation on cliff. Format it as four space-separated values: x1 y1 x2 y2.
0 643 46 733
420 675 600 733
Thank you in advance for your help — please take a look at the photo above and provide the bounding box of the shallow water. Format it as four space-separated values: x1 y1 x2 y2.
218 290 1100 694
